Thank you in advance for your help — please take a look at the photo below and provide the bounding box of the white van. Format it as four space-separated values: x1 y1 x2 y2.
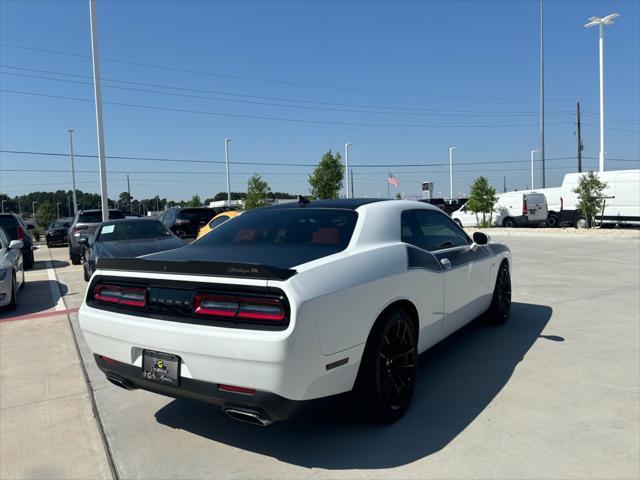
519 187 562 227
451 192 548 227
560 169 640 228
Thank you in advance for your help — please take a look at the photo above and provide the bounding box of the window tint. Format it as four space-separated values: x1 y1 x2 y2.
78 211 125 223
97 221 172 242
0 216 19 240
208 215 230 230
401 209 469 252
197 209 357 251
178 208 217 224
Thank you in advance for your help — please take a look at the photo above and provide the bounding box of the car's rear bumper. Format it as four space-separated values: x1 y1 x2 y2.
94 355 345 422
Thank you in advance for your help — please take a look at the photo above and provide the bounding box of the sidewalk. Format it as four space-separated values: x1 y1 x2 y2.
0 247 112 480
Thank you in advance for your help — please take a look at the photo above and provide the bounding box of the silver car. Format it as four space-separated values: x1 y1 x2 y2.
0 227 25 310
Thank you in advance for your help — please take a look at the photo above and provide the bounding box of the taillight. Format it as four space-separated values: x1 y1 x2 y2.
523 198 528 215
218 384 256 395
193 293 285 322
73 225 88 233
94 284 147 308
17 227 23 241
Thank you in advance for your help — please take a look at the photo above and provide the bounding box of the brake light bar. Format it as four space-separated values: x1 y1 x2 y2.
17 226 23 241
193 293 285 322
73 225 88 232
94 284 147 308
218 384 256 395
523 198 528 215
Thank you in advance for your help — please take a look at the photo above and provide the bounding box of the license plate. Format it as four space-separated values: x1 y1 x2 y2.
142 350 180 385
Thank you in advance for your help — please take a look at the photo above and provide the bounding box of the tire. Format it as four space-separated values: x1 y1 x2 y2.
575 217 588 229
6 272 17 310
546 214 559 228
486 262 511 325
70 247 81 265
23 250 34 270
83 253 91 282
353 307 418 424
502 217 515 228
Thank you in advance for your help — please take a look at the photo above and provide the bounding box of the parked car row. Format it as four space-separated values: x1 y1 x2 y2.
0 226 25 311
0 213 34 269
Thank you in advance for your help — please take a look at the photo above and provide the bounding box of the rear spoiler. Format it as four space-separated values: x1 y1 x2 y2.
96 257 297 281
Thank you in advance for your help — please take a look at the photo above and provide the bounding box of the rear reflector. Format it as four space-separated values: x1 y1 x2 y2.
194 293 285 322
218 384 256 395
523 198 528 215
94 284 147 308
99 355 118 366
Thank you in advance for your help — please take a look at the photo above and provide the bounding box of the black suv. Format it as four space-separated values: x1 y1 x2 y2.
0 213 34 269
158 207 220 238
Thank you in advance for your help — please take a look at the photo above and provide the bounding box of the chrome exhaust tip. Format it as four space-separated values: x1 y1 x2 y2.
223 408 272 427
106 373 133 390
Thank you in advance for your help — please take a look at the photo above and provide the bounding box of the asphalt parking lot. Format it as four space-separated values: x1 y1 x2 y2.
1 233 639 480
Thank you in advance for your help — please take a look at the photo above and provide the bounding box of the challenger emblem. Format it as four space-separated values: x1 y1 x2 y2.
227 267 259 274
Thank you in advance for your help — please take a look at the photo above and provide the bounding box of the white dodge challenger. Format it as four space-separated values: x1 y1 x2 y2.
79 199 511 425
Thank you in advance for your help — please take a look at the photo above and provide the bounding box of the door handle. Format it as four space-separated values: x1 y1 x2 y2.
440 258 452 270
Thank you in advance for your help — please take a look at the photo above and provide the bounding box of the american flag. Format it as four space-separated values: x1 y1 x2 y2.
388 172 400 187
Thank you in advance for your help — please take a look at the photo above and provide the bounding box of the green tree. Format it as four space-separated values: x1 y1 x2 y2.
308 151 344 199
245 174 271 209
466 176 498 227
187 194 202 207
118 191 132 210
35 201 56 228
573 171 608 228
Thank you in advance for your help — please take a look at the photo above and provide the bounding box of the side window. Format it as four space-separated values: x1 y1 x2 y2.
414 210 469 251
400 210 427 250
0 229 8 249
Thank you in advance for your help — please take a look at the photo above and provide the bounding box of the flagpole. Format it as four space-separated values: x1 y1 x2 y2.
387 173 390 198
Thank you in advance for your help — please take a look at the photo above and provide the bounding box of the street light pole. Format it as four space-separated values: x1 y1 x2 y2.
56 202 61 220
32 202 37 216
449 147 457 200
89 0 109 221
1 200 6 214
224 138 232 207
585 13 619 173
67 129 78 215
530 149 540 189
344 143 352 198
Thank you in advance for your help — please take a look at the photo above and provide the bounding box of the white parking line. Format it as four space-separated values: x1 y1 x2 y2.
47 261 66 311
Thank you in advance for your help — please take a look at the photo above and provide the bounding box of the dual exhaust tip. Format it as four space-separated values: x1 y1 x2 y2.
106 373 272 427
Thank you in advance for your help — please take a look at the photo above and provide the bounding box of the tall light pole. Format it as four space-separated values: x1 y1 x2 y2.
540 0 546 188
89 0 109 221
530 149 540 189
224 138 232 207
585 13 619 173
449 146 457 200
344 143 352 199
56 202 61 220
1 200 6 214
67 129 78 215
32 201 37 216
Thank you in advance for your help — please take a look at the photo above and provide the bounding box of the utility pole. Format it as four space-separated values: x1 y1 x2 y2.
344 143 352 198
449 146 457 200
127 174 131 210
67 195 71 217
350 169 354 198
89 0 109 221
577 102 583 172
540 0 546 188
503 176 506 193
17 196 21 215
67 129 78 215
224 138 232 206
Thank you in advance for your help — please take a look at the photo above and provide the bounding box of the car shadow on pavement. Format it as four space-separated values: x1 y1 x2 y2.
0 281 68 318
29 260 70 271
155 302 553 469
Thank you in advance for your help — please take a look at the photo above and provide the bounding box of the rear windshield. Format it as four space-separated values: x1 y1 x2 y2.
97 221 172 242
196 208 358 252
78 211 125 223
177 208 217 223
0 216 18 239
50 222 71 229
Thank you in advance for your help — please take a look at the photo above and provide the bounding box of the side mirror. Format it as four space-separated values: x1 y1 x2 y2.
472 231 490 246
9 240 23 251
78 236 89 246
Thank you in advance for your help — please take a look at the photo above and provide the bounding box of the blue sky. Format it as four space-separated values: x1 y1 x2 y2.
1 0 638 201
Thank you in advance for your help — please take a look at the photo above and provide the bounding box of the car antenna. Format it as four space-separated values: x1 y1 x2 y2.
297 195 310 205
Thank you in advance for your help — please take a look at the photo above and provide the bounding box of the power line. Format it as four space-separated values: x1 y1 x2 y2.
0 65 576 117
0 42 587 103
0 88 573 129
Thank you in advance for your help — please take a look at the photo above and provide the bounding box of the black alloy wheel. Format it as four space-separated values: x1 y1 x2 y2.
487 262 511 325
354 308 418 423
